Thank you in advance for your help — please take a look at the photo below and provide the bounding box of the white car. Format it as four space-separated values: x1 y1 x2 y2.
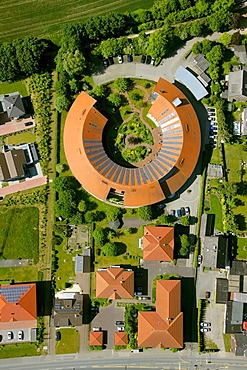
118 55 123 64
7 331 13 340
150 57 155 66
200 327 211 332
92 327 101 332
117 326 124 332
18 331 24 340
200 322 211 327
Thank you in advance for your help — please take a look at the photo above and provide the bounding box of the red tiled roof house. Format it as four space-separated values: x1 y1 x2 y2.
142 226 174 261
90 331 103 346
138 280 183 349
114 331 128 346
96 267 134 299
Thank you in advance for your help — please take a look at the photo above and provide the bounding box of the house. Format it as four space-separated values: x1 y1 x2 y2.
216 278 229 304
193 54 210 73
231 332 247 356
225 70 247 102
142 226 174 261
200 213 215 238
75 248 91 273
89 331 103 346
0 283 37 343
0 143 39 182
207 164 224 179
114 331 128 346
138 280 183 349
233 45 247 65
0 92 25 120
201 236 228 270
225 301 243 334
96 267 134 299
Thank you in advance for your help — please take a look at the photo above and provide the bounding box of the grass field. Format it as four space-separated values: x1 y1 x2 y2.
55 328 79 354
205 194 223 232
0 0 154 43
0 80 28 97
0 343 39 359
6 130 36 146
0 207 39 263
0 265 38 283
54 239 77 291
237 238 247 260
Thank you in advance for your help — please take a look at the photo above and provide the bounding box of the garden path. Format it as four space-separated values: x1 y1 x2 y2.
122 84 162 167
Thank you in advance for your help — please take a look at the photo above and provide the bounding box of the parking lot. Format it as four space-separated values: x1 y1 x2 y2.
202 302 226 351
0 328 33 344
90 301 125 349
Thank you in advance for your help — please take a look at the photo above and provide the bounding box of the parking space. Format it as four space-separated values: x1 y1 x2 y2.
203 302 225 351
0 328 31 344
196 269 224 303
91 301 124 349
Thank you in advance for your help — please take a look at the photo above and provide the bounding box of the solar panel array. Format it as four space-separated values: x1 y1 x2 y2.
83 117 183 187
0 285 30 302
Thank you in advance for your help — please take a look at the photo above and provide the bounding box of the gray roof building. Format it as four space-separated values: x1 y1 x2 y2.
231 332 247 356
194 54 210 72
174 65 208 101
231 261 247 276
233 45 247 65
200 213 215 237
54 294 83 327
0 92 25 119
207 164 224 179
202 235 228 269
75 248 91 273
216 278 229 304
0 149 26 181
226 70 247 102
225 301 243 334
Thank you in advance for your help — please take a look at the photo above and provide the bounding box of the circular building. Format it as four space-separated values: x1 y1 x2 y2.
64 78 201 207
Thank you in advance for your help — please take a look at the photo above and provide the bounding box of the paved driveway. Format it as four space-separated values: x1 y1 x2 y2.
203 302 226 351
196 269 224 303
0 176 47 196
0 116 35 136
91 301 125 349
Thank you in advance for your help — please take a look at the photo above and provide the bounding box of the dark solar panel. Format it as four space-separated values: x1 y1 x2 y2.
0 285 30 303
83 144 102 149
150 161 163 176
139 168 147 184
125 169 130 185
96 158 110 170
163 135 183 140
119 168 125 185
102 162 114 175
143 166 153 182
162 141 182 146
113 166 121 182
160 148 178 157
86 149 104 156
106 164 118 179
131 170 135 186
55 300 61 309
90 153 105 162
156 156 173 169
84 140 101 143
135 169 141 185
146 164 159 179
162 145 180 151
159 152 176 163
153 158 168 172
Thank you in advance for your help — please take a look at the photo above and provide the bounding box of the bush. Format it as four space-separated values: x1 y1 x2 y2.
102 242 118 256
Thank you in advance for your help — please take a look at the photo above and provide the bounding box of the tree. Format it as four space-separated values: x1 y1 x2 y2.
114 77 128 93
102 242 118 256
107 208 122 222
147 29 170 59
84 211 96 223
78 200 87 213
179 234 190 256
0 42 19 81
108 93 122 108
93 227 106 247
192 41 202 55
138 206 153 221
93 84 106 98
62 49 86 76
54 95 70 112
54 176 74 192
180 215 190 226
56 163 68 173
69 78 81 93
219 33 232 47
231 31 242 46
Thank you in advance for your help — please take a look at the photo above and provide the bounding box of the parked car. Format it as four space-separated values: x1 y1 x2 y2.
150 57 155 66
7 331 13 340
108 57 114 65
200 327 211 332
140 55 146 63
117 326 125 331
200 322 211 327
0 196 3 201
169 210 176 217
118 55 123 64
177 209 182 218
91 306 99 312
18 330 24 341
92 327 101 332
24 121 33 127
139 296 150 300
198 255 202 265
103 58 108 67
127 54 133 62
115 321 124 326
185 207 190 215
157 203 165 210
146 55 151 64
131 348 143 353
205 291 211 299
180 207 186 216
56 331 61 341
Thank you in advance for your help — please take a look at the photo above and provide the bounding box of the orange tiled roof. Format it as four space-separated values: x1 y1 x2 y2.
96 267 134 299
0 283 37 330
143 226 174 261
90 331 103 346
114 331 128 346
64 79 201 207
138 280 183 349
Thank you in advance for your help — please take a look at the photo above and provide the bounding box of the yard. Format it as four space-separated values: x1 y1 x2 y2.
236 238 247 260
205 194 223 232
0 80 28 97
0 207 39 263
6 130 36 146
55 328 80 354
0 343 39 359
0 265 38 284
0 0 153 43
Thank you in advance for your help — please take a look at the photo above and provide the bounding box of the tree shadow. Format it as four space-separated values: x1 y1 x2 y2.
235 214 246 231
116 242 127 255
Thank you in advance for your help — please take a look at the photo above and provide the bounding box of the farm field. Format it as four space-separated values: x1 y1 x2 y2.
0 207 39 263
0 0 154 43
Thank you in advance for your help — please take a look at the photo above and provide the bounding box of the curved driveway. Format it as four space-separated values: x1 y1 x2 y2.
93 31 236 86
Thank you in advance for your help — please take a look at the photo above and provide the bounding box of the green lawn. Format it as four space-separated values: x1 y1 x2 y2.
7 130 36 145
55 239 77 291
0 0 154 43
236 238 247 260
205 194 223 232
210 148 222 165
0 343 39 359
55 328 80 354
223 333 231 352
0 80 28 97
0 265 38 283
0 207 39 263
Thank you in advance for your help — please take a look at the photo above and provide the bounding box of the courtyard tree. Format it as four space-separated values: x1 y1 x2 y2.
108 93 122 108
138 206 153 221
54 176 74 192
114 77 129 93
93 84 106 98
158 214 174 226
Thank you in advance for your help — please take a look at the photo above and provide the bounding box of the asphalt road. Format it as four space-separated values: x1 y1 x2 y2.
1 351 247 370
